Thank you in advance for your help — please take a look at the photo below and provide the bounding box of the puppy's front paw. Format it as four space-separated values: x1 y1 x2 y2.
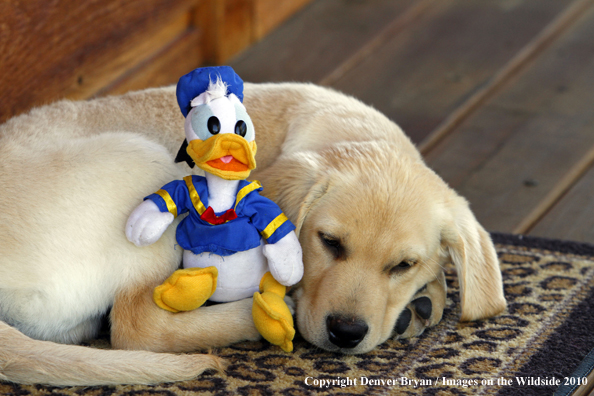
394 271 446 339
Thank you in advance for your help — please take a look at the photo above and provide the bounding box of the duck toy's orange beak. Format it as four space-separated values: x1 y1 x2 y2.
186 133 257 180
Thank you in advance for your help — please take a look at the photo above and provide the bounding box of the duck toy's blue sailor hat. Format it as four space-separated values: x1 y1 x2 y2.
176 66 244 117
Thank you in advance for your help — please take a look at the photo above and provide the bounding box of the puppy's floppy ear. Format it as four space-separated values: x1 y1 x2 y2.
294 174 330 237
441 195 506 322
256 151 330 236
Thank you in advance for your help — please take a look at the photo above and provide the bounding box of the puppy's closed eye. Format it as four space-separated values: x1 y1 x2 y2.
319 232 345 260
387 260 416 276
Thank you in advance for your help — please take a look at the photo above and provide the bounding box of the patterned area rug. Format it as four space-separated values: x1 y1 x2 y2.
3 233 594 396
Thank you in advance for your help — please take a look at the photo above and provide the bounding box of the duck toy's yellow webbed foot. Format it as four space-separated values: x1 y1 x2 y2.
252 272 296 352
153 267 218 313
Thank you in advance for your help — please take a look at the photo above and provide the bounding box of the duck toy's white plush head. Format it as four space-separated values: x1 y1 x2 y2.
175 66 257 180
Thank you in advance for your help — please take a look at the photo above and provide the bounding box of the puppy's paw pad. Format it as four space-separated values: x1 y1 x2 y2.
393 271 446 339
394 308 412 335
411 296 432 320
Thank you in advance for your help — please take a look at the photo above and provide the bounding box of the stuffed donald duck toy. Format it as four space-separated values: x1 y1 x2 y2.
125 66 303 352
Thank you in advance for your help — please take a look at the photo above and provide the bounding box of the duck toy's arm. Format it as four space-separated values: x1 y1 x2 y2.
126 200 174 247
263 231 303 287
126 178 191 247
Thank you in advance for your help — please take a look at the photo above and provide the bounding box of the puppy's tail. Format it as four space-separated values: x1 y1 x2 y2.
0 320 224 386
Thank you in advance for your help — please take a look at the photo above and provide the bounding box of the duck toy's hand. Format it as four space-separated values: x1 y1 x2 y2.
126 200 174 247
263 231 304 287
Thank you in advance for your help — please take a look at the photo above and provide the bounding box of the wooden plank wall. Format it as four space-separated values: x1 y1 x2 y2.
0 0 313 124
231 0 594 245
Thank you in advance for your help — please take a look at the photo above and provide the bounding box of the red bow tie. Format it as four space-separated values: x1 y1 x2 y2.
200 206 238 225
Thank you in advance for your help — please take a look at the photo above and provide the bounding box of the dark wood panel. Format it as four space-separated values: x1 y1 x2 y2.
99 28 203 97
0 0 198 123
424 3 594 233
329 0 569 143
529 151 594 244
195 0 314 65
230 0 416 83
201 0 254 64
252 0 314 40
419 0 594 154
81 12 193 98
423 105 531 189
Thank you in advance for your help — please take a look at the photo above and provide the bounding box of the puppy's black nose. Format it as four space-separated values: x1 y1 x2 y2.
326 315 369 349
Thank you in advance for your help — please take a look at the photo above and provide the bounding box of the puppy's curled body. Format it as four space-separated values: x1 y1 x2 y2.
0 83 505 385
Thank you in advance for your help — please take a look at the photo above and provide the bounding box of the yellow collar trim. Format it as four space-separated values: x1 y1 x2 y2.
235 180 262 209
184 175 207 215
183 177 262 215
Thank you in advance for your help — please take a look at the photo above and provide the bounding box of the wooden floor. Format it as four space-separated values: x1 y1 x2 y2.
230 0 594 245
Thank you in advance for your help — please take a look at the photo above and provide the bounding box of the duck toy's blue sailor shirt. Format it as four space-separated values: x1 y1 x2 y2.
144 175 295 256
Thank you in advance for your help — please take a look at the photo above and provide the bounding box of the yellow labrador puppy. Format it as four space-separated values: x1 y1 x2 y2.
0 83 505 385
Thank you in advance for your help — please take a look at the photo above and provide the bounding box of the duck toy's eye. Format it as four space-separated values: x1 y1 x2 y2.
235 120 247 137
207 116 220 135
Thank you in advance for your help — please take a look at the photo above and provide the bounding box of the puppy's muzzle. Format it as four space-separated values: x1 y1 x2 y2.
326 314 369 349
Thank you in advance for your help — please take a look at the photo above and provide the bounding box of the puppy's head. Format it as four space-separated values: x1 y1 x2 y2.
259 141 506 354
